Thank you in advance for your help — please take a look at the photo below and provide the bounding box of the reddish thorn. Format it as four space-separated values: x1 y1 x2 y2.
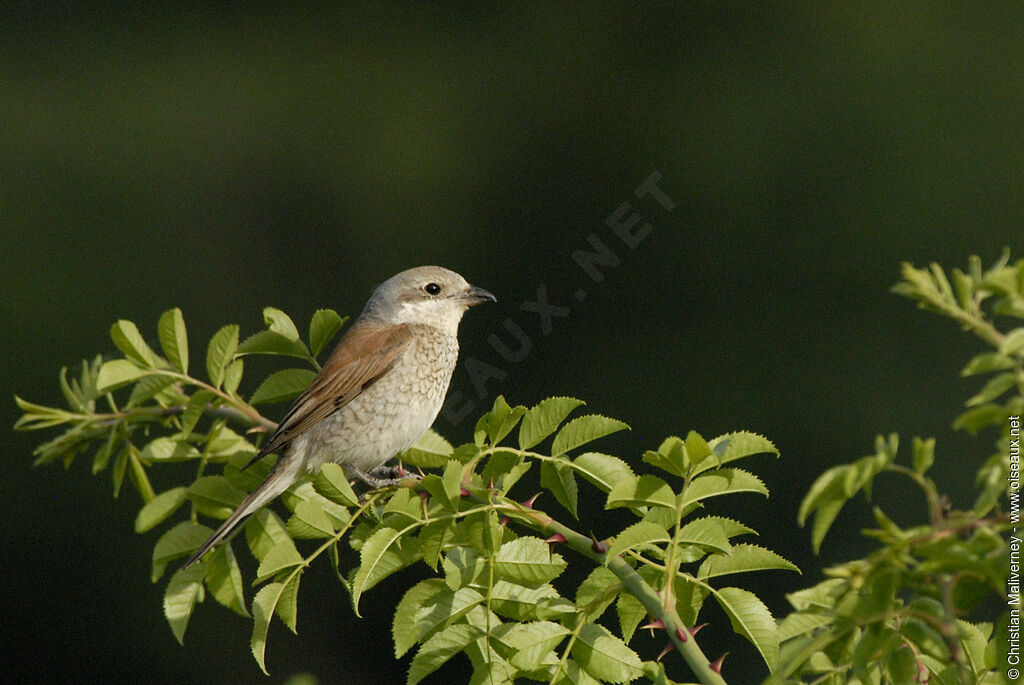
522 492 541 509
459 487 470 497
397 462 408 477
639 618 665 632
418 490 430 502
675 626 688 642
710 653 728 674
689 623 707 637
590 534 607 554
487 475 495 490
656 642 675 662
545 533 567 545
499 515 510 527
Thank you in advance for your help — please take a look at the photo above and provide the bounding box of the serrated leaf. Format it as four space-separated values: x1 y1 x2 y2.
605 521 670 560
135 486 188 533
400 428 455 468
158 308 189 373
250 368 316 405
351 525 421 614
551 414 629 456
394 579 448 658
164 564 205 644
263 307 301 341
251 581 285 674
540 459 578 518
152 521 213 582
127 373 178 406
489 581 568 621
311 463 359 507
495 537 568 587
695 431 779 476
110 319 162 368
407 624 483 685
246 509 291 562
576 566 621 619
206 324 239 389
477 395 526 445
616 591 646 643
223 358 244 395
237 330 312 361
675 517 733 554
256 540 304 583
419 520 455 570
287 499 336 539
606 475 676 510
698 543 799 580
96 359 147 392
187 475 245 519
684 430 713 465
518 397 586 449
501 621 570 671
571 623 644 684
309 309 345 358
180 389 216 436
204 542 248 616
276 572 301 634
140 437 202 463
712 586 778 670
573 452 634 493
676 468 768 510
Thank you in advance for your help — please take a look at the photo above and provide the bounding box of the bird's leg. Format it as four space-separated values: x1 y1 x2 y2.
349 464 420 490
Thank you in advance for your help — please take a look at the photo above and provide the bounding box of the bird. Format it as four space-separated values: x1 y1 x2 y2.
183 266 495 567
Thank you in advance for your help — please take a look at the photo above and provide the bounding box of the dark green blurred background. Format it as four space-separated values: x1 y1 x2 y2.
3 3 1021 683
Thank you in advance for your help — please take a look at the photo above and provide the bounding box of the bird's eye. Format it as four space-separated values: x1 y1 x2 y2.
424 282 442 296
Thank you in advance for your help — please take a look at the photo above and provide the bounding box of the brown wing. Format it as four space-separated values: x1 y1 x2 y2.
255 321 412 458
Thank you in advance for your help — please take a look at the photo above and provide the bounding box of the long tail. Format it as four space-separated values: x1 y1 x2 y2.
182 456 299 568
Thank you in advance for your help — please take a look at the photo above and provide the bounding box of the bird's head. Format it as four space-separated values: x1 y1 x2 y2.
362 265 496 334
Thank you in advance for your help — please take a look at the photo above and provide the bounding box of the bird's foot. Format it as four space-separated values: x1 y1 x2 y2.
350 464 421 490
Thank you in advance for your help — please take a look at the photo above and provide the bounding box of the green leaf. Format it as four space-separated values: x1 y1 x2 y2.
152 521 213 582
204 542 248 616
571 623 644 684
180 389 216 436
605 521 670 560
256 540 304 583
576 566 621 619
251 581 286 674
351 526 422 615
489 581 571 621
540 459 578 518
394 579 448 658
309 309 345 358
419 520 455 570
518 397 586 449
684 430 714 465
961 351 1015 376
110 319 162 368
311 463 359 507
206 324 239 389
676 468 769 510
965 371 1017 406
400 429 455 468
407 623 483 685
126 373 178 407
695 431 779 476
476 395 526 445
551 414 629 456
186 475 245 519
135 486 188 533
999 327 1024 356
643 436 687 477
246 509 292 562
158 308 189 374
698 543 799 580
616 591 647 643
675 517 734 554
712 586 778 670
912 436 936 474
237 330 312 361
96 359 147 392
249 368 316 405
501 621 570 672
223 359 244 395
573 452 634 493
140 437 202 463
606 475 676 510
263 307 301 341
953 403 1006 434
275 573 301 634
287 500 337 539
163 564 205 644
494 536 568 587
